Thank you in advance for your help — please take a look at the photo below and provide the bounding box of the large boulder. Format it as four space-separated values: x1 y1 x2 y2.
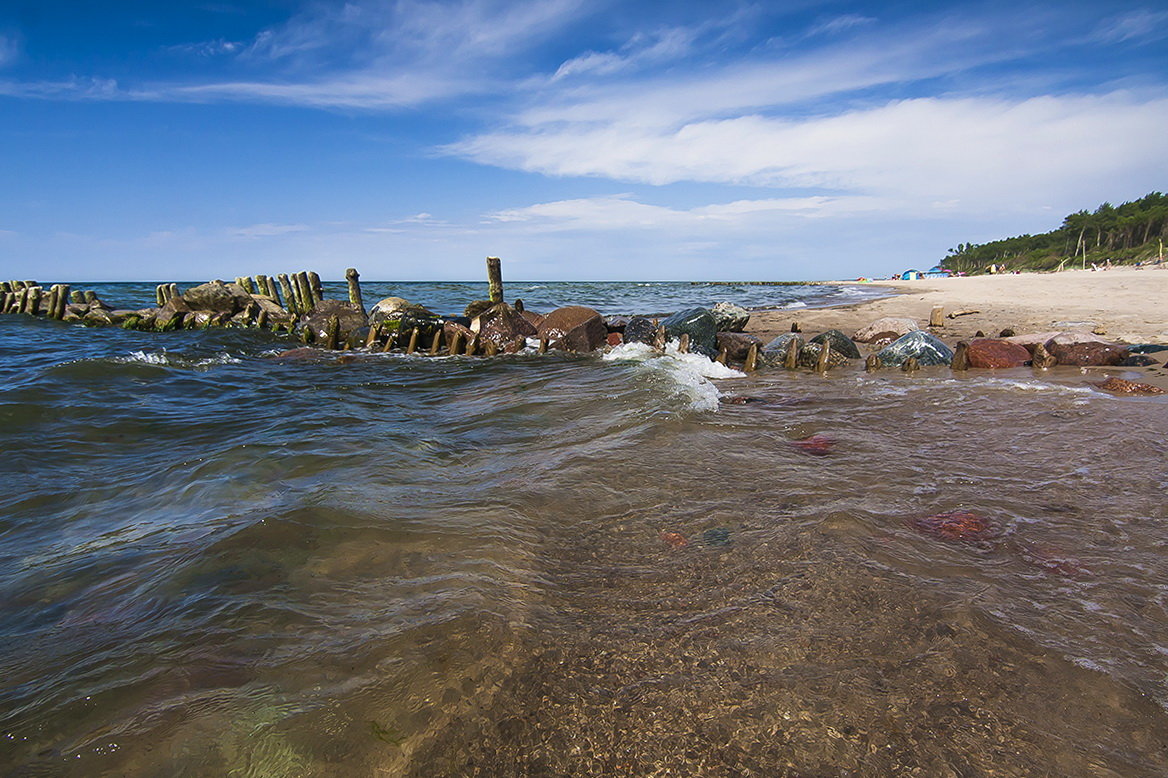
809 329 861 360
963 338 1031 369
710 302 750 332
715 332 764 361
854 317 919 343
661 307 718 358
1045 334 1129 366
759 333 803 367
603 315 630 333
304 300 367 344
182 280 252 314
472 303 537 350
250 293 291 323
537 306 608 352
464 299 495 319
798 342 849 369
877 330 954 367
623 316 657 346
369 296 433 327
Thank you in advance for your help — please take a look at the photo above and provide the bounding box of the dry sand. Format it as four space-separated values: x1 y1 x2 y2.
749 266 1168 345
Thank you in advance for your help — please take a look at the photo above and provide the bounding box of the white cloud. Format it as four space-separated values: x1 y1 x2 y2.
1094 9 1168 44
0 34 18 68
806 14 877 38
168 38 242 57
552 25 700 81
230 223 309 239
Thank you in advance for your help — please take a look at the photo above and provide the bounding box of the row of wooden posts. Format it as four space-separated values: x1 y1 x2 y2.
0 280 103 320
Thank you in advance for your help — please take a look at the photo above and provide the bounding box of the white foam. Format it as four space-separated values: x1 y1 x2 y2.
604 340 743 412
114 350 242 368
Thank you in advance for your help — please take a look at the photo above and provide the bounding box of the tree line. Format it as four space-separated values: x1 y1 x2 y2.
940 192 1168 274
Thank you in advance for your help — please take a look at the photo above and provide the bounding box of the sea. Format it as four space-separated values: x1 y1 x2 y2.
1 280 1167 776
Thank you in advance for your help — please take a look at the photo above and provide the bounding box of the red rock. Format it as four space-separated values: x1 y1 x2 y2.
1094 377 1165 395
537 305 608 352
1019 542 1092 578
472 303 537 349
964 338 1031 368
911 510 994 541
1044 334 1128 366
607 332 623 346
660 531 689 549
789 434 833 455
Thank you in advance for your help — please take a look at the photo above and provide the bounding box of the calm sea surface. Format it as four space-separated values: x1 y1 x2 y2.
1 281 1166 776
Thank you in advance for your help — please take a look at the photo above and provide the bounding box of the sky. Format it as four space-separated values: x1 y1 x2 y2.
0 0 1166 282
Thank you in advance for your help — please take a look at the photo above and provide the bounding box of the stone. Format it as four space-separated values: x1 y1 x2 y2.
603 315 630 333
464 299 494 319
369 296 433 327
661 307 718 358
250 293 291 323
912 510 994 541
390 311 445 348
660 531 688 549
854 317 919 343
623 316 657 346
472 303 537 349
520 310 545 329
809 329 861 360
443 320 474 346
798 342 849 369
760 333 803 367
1046 337 1128 366
1006 331 1102 353
607 332 623 347
963 338 1031 369
876 330 954 367
789 435 833 455
1120 354 1159 367
702 528 731 546
182 280 252 314
1128 344 1168 354
303 300 367 344
537 306 608 352
1094 377 1164 395
715 332 764 361
710 302 750 332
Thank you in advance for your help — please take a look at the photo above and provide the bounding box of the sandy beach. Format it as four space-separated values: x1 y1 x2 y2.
750 266 1168 345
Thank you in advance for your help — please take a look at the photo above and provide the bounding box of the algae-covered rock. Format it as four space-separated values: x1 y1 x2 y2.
760 333 803 367
798 342 850 369
369 297 434 327
182 280 252 314
877 330 954 367
809 329 861 360
623 316 657 346
304 300 367 343
662 307 718 358
711 302 750 332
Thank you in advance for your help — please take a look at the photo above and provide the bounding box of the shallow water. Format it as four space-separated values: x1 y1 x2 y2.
1 288 1167 776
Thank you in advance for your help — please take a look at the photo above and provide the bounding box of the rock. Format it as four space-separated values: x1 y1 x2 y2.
187 311 216 329
303 300 367 344
716 332 764 361
1128 344 1168 354
1046 337 1128 366
854 317 919 343
912 510 995 541
701 528 731 546
155 297 191 330
1094 377 1164 395
464 299 494 319
537 306 608 352
789 435 833 455
1120 354 1160 367
962 338 1031 369
182 280 252 314
1006 331 1103 354
389 311 445 348
623 316 657 345
798 342 849 369
710 302 750 332
520 310 545 329
443 320 474 347
603 315 630 333
809 329 861 360
760 333 803 367
660 531 688 549
472 303 537 349
83 309 116 326
661 307 718 358
877 330 954 367
369 296 433 327
607 332 623 347
250 293 291 323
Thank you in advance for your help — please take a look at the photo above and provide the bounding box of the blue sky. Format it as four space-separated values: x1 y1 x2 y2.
1 0 1166 281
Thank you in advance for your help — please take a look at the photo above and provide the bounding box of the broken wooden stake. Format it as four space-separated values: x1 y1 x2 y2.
346 267 364 311
951 342 969 371
865 354 880 373
947 309 980 319
678 333 690 353
406 328 419 354
486 256 503 303
744 343 759 372
815 342 831 373
929 306 945 327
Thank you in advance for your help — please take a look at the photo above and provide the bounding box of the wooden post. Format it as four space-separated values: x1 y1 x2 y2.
406 328 419 354
307 272 324 304
2 292 12 314
300 324 313 345
653 325 667 350
484 340 499 357
783 339 799 370
278 274 297 314
951 342 969 371
168 283 179 302
27 286 42 316
324 315 340 350
449 330 463 355
365 323 382 349
0 281 10 294
156 284 166 305
678 333 690 353
345 268 364 311
716 346 728 365
15 288 28 314
815 342 831 373
929 306 944 328
486 256 503 303
902 356 919 373
538 337 548 354
744 343 758 372
46 286 59 319
72 290 85 304
1032 342 1056 369
382 333 394 353
465 335 477 356
256 309 269 329
429 331 442 355
56 285 70 319
790 322 801 333
295 272 314 313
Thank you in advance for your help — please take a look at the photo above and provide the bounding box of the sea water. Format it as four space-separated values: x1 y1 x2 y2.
1 281 1166 775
